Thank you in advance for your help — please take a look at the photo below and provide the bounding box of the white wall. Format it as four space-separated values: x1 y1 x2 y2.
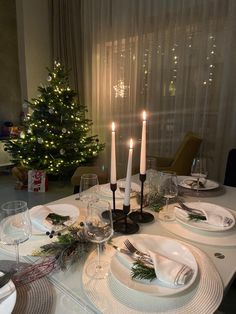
16 0 52 101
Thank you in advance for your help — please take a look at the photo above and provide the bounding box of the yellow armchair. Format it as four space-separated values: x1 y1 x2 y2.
149 132 202 176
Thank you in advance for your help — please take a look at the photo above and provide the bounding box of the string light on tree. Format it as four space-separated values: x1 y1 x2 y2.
5 62 105 176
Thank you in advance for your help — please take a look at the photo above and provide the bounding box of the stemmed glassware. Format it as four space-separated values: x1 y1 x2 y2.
158 172 178 221
79 173 99 202
191 157 208 197
0 200 32 270
84 199 113 279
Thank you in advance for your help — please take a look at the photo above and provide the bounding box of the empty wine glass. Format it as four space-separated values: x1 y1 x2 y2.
79 173 99 202
84 199 113 279
0 200 32 270
191 157 208 196
158 172 178 221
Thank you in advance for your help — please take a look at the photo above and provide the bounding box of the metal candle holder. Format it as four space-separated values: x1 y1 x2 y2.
129 173 154 223
102 183 123 220
113 204 139 234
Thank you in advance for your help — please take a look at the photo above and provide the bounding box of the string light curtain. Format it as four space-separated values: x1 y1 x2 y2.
51 0 236 181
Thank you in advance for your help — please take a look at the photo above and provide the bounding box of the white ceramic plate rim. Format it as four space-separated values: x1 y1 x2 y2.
98 181 140 198
178 176 219 191
110 234 198 296
30 203 79 234
0 272 16 314
175 202 236 232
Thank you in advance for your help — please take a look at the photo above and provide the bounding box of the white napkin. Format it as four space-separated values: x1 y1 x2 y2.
118 246 193 286
175 206 234 227
30 205 77 233
148 250 194 286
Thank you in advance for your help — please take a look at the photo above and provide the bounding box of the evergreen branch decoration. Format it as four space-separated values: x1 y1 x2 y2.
34 226 94 271
131 260 156 281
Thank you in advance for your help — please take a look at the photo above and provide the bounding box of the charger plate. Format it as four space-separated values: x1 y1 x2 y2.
82 235 223 314
0 261 54 314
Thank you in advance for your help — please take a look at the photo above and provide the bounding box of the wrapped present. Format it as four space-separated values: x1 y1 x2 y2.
28 170 48 192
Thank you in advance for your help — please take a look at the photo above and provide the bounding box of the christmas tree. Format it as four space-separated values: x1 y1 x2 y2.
6 61 104 177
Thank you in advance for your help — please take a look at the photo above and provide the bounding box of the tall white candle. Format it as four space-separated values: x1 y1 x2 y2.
124 139 133 206
140 110 147 175
110 122 116 184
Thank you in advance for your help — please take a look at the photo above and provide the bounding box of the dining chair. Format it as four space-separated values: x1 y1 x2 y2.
148 131 203 176
224 149 236 187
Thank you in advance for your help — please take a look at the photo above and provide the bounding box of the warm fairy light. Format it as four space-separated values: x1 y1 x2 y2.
129 138 133 149
112 122 115 132
142 111 147 121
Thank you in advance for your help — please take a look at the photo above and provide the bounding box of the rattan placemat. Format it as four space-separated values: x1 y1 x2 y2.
0 261 55 314
178 184 225 197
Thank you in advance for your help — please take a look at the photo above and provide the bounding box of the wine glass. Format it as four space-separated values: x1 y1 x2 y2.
79 173 99 202
158 172 178 221
191 157 208 196
84 199 113 279
0 200 32 270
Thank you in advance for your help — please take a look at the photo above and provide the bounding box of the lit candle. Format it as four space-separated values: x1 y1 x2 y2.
110 122 116 184
140 111 147 175
124 139 133 206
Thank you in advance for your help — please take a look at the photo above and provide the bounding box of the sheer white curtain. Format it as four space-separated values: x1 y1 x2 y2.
51 0 236 181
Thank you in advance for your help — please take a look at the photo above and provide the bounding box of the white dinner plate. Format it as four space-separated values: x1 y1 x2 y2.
175 202 235 232
30 203 79 234
0 272 17 314
178 176 219 190
110 234 198 296
97 181 140 199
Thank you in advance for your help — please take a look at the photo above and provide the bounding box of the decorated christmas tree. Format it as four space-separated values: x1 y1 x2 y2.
6 61 104 177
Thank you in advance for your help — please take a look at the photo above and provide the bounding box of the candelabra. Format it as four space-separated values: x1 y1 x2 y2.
113 204 139 234
129 174 154 223
101 183 123 220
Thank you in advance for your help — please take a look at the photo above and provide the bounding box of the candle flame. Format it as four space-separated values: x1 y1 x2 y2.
112 122 115 131
130 138 134 149
142 111 147 121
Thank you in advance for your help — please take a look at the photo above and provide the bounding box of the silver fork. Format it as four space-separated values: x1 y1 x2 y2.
178 201 205 217
224 216 234 226
124 239 151 259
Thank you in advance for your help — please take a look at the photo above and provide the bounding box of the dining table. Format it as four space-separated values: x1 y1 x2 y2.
0 174 236 314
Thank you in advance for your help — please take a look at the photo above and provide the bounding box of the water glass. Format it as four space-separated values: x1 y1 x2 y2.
158 172 178 221
84 199 113 279
0 200 32 269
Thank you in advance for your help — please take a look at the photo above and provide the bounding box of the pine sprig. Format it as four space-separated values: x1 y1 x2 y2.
188 213 206 221
131 260 156 282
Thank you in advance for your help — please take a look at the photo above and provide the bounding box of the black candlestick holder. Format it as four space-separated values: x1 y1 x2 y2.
129 173 154 223
102 183 124 220
113 204 139 234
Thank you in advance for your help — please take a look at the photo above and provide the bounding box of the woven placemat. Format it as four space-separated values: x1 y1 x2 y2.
178 184 225 197
0 261 55 314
